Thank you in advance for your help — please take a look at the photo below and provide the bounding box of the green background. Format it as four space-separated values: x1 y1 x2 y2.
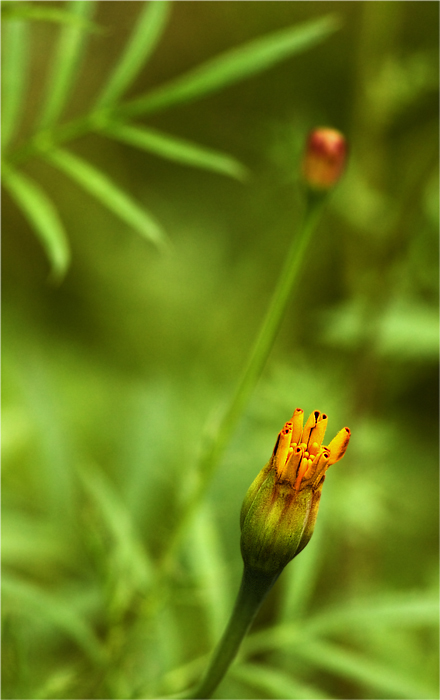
2 2 439 699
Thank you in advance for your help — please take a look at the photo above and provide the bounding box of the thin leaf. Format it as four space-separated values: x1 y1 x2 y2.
2 512 73 572
2 164 70 278
95 1 171 110
44 148 168 250
306 594 440 635
2 18 29 150
102 121 248 180
187 505 232 643
2 3 101 32
293 639 438 700
160 653 208 697
37 0 96 130
2 573 106 664
77 462 154 593
246 596 439 657
34 665 78 700
231 663 331 700
119 15 340 118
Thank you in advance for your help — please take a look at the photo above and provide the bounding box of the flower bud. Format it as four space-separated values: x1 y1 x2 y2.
240 409 350 576
302 128 347 190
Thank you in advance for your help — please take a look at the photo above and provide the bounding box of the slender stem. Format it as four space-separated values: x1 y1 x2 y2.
159 189 326 573
181 567 280 699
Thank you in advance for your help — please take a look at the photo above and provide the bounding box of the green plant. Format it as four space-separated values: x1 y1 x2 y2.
2 0 338 278
2 3 438 700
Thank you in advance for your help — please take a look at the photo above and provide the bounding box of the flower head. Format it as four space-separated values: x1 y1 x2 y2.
302 128 347 190
240 409 350 575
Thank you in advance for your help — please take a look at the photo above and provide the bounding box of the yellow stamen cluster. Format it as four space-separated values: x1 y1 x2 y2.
273 408 350 491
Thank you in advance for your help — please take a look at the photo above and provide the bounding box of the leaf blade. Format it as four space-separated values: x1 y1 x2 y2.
2 3 101 31
119 15 340 118
2 18 30 150
187 505 232 643
232 663 331 700
94 0 171 110
294 639 438 700
306 594 440 635
37 0 96 130
2 573 106 664
102 121 249 180
44 147 168 249
77 462 154 592
2 164 70 278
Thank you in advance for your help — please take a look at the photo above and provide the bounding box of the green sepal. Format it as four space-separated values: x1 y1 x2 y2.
240 460 272 529
295 477 324 557
240 468 314 575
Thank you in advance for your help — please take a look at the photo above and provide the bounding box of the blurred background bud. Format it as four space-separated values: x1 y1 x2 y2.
302 127 347 190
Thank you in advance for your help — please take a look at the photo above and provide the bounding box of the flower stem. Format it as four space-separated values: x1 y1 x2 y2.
181 567 280 699
160 189 327 573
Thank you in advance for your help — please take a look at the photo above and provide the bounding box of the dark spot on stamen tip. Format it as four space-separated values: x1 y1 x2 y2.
322 414 327 420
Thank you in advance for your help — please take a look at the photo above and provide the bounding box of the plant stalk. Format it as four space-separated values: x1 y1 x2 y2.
160 188 326 573
181 567 280 699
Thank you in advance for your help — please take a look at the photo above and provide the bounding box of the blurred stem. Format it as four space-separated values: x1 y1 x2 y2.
180 567 280 699
159 189 326 574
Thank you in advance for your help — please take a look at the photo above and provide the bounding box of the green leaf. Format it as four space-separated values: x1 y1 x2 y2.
101 121 248 180
77 462 154 596
231 663 331 700
1 3 101 31
2 512 73 572
44 148 168 250
306 594 440 635
245 594 439 663
2 165 70 278
2 573 106 664
187 505 232 643
1 18 29 150
119 15 340 118
37 1 96 130
94 1 171 110
293 639 438 700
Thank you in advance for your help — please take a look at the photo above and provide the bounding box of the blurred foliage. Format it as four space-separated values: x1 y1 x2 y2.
2 2 439 699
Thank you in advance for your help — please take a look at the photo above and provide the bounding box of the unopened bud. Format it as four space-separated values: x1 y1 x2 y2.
302 128 347 190
240 409 350 576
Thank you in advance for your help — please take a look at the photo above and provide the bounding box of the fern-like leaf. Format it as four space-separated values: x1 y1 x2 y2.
102 121 248 180
118 15 340 118
94 1 171 110
45 148 169 250
2 164 70 279
37 0 97 130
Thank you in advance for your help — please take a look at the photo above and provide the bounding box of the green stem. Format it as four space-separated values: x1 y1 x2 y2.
182 567 280 699
160 189 326 573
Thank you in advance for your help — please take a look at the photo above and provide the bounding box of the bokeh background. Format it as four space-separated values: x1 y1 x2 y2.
2 2 439 699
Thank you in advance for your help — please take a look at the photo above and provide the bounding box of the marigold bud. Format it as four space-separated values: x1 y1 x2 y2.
302 128 347 190
240 409 350 576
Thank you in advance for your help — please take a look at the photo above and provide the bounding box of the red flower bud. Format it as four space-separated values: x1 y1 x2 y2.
302 128 347 190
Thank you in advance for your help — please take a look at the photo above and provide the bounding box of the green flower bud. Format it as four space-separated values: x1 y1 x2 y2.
240 409 350 576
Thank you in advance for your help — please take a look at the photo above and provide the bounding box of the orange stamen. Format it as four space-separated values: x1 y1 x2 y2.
289 408 304 446
283 445 303 484
327 427 351 465
294 456 311 491
275 422 293 478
